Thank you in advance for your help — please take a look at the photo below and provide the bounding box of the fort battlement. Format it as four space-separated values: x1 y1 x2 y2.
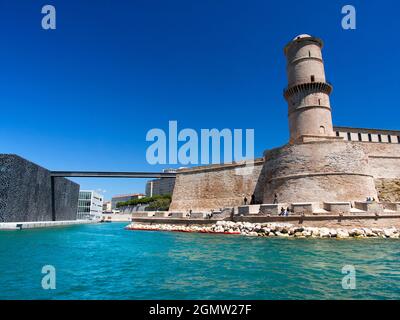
334 126 400 144
169 34 400 213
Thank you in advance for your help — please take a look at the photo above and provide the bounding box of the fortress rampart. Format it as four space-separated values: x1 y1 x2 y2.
169 159 265 211
262 141 377 203
168 34 400 212
334 126 400 144
169 139 400 211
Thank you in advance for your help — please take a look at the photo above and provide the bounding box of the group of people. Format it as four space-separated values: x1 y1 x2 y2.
206 210 214 219
243 193 278 205
366 197 377 202
242 193 290 216
243 194 258 205
279 207 290 217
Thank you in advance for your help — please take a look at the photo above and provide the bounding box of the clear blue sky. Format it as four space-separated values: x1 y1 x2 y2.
1 0 399 200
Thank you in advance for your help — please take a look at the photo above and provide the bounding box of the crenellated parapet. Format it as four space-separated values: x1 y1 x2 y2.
283 81 333 101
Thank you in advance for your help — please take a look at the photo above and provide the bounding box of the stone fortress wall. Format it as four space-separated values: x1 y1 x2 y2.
262 140 377 203
334 126 400 145
169 138 400 212
169 34 400 212
361 141 400 202
333 127 400 202
169 159 265 212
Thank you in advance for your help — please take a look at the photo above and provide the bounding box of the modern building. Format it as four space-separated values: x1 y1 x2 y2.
77 190 104 220
102 201 112 213
145 169 176 197
0 154 79 222
111 193 145 209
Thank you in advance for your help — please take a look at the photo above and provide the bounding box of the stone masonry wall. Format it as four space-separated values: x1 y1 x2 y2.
361 143 400 201
375 179 400 202
169 140 400 212
0 154 79 222
169 160 265 212
262 141 377 203
360 142 400 179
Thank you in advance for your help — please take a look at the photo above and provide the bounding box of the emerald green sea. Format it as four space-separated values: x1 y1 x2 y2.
0 222 399 299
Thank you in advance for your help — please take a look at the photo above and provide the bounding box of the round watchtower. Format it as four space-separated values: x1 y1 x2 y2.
284 34 335 144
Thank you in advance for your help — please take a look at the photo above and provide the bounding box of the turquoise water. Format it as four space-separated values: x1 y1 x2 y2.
0 222 399 299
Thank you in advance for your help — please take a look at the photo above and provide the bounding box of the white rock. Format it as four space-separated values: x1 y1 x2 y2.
329 229 337 237
384 229 395 238
350 228 364 237
301 230 312 237
246 232 258 237
337 229 349 238
319 228 330 238
363 228 376 237
311 228 320 237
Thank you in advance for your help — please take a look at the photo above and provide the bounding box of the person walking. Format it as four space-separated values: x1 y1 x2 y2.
273 194 278 204
244 196 248 205
250 194 256 205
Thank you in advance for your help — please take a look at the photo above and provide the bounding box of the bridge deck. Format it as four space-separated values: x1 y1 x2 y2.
50 171 177 178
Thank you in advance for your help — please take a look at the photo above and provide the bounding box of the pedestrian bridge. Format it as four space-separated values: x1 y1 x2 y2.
50 171 177 178
49 170 177 221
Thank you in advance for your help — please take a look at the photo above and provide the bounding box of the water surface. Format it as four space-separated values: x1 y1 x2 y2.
0 223 399 299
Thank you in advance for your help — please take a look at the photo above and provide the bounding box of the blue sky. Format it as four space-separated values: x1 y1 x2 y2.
1 0 399 200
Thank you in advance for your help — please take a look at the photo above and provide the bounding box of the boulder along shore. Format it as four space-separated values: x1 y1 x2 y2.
125 221 400 239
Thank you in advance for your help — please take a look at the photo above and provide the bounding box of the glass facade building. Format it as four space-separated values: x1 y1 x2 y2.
77 190 103 220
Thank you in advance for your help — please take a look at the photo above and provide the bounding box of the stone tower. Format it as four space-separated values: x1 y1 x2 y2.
261 34 378 204
283 34 335 144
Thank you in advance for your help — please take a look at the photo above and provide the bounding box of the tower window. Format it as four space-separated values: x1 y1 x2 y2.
368 133 372 142
336 131 340 137
319 126 326 134
347 132 351 141
318 99 321 105
311 75 315 82
397 136 400 144
388 135 392 143
358 133 362 141
378 134 382 142
308 51 311 57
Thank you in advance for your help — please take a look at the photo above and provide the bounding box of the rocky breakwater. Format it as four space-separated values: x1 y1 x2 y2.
125 222 238 234
126 221 400 239
215 222 400 239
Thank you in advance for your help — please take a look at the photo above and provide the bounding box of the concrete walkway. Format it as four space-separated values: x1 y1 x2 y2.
0 220 97 230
